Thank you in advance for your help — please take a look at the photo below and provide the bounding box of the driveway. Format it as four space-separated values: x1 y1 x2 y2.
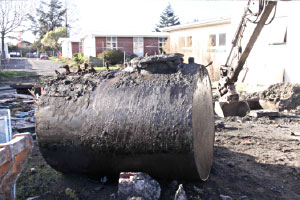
2 58 63 77
27 58 63 76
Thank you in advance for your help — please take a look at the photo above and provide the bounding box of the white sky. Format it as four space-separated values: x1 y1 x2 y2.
20 0 248 43
74 0 246 34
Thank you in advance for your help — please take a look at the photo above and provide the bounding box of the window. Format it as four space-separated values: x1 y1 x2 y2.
106 37 117 49
209 33 226 47
209 34 216 46
219 33 226 46
159 38 166 52
178 36 192 48
186 36 192 47
133 37 144 56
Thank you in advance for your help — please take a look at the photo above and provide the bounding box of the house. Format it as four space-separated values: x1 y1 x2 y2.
162 1 300 84
59 32 169 59
80 32 169 57
58 38 81 58
161 17 232 81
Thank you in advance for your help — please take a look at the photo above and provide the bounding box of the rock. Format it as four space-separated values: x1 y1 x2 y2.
110 193 116 199
193 185 204 194
174 184 187 200
227 161 235 168
94 185 103 191
118 172 161 200
220 194 233 200
30 168 36 174
100 176 108 184
291 132 300 136
27 196 40 200
248 110 279 118
238 196 249 200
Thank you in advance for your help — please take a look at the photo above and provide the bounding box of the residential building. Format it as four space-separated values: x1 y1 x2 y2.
80 32 168 57
162 1 299 84
161 18 232 81
58 38 81 58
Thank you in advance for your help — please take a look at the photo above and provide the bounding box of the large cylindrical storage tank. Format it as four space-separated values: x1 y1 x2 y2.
36 64 215 180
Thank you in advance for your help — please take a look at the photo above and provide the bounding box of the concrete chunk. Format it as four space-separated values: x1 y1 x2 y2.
248 110 279 118
118 172 161 200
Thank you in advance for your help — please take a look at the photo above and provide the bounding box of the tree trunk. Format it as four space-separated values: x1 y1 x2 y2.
1 33 6 60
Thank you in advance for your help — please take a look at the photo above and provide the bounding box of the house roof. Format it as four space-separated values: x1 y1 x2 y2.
161 17 231 32
80 31 169 39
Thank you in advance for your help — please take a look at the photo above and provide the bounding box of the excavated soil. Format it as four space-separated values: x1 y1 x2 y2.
16 111 300 199
245 83 300 111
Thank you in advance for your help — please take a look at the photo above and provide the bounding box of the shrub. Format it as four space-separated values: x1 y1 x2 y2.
72 53 87 66
98 49 124 65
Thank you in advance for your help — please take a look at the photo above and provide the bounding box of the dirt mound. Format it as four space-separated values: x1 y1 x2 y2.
246 83 300 111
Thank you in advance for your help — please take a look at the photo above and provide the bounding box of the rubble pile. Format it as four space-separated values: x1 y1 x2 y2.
128 53 184 74
0 92 35 134
246 83 300 111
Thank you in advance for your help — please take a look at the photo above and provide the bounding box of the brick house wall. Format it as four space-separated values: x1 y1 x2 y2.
94 36 164 56
144 38 159 55
118 37 133 54
95 37 106 56
71 42 80 55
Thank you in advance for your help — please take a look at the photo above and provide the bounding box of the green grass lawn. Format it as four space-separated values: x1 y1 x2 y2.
0 71 35 77
49 56 71 65
94 66 120 72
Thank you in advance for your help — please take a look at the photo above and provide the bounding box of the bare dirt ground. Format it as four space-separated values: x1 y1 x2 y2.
16 112 300 200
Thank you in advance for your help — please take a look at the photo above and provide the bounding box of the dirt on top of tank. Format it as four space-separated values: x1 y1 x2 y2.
41 63 202 103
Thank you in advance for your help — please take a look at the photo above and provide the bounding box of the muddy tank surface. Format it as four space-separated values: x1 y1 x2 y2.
36 54 215 181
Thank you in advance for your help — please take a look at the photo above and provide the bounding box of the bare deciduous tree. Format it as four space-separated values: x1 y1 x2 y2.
0 0 28 59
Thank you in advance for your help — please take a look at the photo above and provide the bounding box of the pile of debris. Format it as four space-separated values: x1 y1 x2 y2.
0 88 35 135
42 70 116 102
245 83 300 111
126 53 184 74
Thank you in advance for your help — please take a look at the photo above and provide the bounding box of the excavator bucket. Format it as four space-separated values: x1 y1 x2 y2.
214 101 250 118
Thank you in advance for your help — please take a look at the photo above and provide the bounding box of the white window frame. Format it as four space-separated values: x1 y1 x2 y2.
133 37 144 56
158 38 166 52
179 36 193 49
106 37 118 50
209 33 226 47
79 42 82 53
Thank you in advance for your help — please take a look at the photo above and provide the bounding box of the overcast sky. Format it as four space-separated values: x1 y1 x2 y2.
17 0 295 43
19 0 249 42
74 0 246 34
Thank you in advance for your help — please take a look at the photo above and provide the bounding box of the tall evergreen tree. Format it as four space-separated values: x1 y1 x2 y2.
155 3 180 32
27 0 67 39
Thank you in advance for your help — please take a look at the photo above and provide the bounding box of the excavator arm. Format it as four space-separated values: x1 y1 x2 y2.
215 0 277 117
217 0 277 102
